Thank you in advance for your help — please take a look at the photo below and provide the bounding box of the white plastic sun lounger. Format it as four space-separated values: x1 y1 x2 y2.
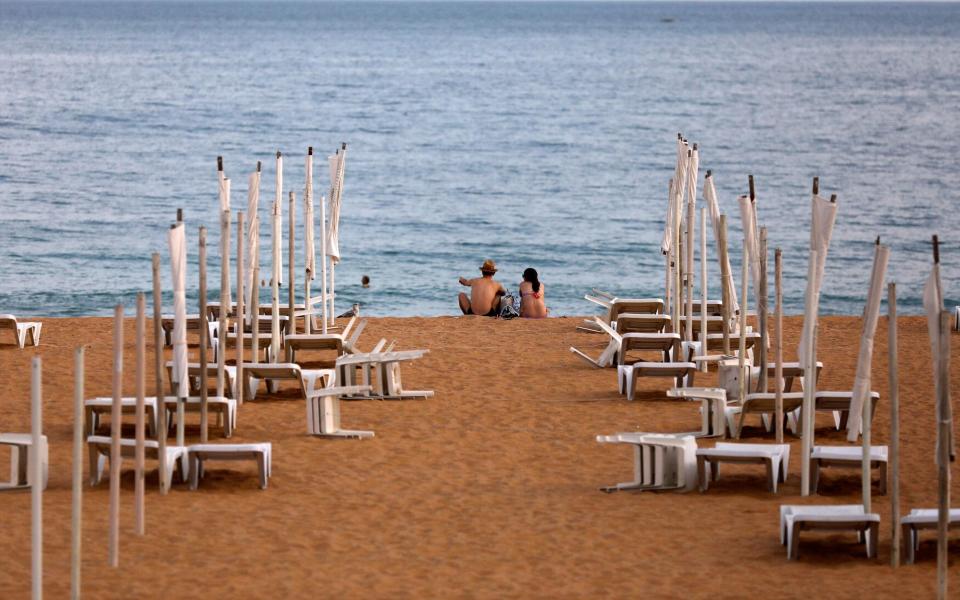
690 331 761 370
0 433 48 491
165 362 238 399
577 295 664 333
763 361 823 392
335 349 432 400
724 392 805 439
779 504 879 560
306 385 375 439
161 314 217 347
242 363 334 401
595 433 698 492
84 396 160 437
187 442 271 490
87 435 187 490
900 508 960 564
665 388 728 438
0 315 41 348
162 396 237 438
813 390 880 432
573 317 683 371
696 442 790 492
811 445 888 494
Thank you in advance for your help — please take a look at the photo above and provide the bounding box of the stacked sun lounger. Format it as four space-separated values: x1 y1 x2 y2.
595 433 698 492
779 504 879 560
900 508 960 564
0 315 42 348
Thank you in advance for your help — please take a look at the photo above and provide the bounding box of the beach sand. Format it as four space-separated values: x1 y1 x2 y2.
0 314 958 598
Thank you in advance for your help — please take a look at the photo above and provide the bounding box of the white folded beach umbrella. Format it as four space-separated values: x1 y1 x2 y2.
703 174 740 318
326 147 345 266
799 192 838 495
167 222 188 445
845 242 890 441
737 193 761 304
245 167 261 323
304 150 317 333
684 146 700 341
218 164 231 309
274 152 283 286
326 145 346 323
271 187 282 362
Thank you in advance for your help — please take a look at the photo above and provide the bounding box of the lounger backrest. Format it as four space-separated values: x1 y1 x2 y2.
347 319 367 349
609 299 664 319
616 314 670 334
246 364 300 380
743 392 804 413
0 315 17 343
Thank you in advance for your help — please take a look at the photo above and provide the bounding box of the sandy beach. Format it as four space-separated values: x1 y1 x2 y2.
0 314 957 598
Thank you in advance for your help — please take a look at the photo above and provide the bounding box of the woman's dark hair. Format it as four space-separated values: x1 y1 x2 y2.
522 268 540 293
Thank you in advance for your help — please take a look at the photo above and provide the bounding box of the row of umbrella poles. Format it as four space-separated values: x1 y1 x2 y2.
661 133 952 594
29 144 351 599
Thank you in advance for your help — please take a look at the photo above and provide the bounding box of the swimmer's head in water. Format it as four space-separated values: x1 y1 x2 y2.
361 275 370 288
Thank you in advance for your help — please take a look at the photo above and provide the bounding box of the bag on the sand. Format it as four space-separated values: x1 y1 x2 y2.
499 293 519 319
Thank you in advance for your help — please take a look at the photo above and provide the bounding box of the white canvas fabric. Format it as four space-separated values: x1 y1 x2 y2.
274 153 283 285
703 175 740 318
271 195 282 361
304 154 315 281
245 169 261 321
797 194 838 362
219 176 231 309
923 262 954 463
737 193 761 301
845 244 890 440
661 178 676 255
326 149 345 265
168 223 189 398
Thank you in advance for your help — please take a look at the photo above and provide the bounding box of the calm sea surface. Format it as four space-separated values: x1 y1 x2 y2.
1 1 959 317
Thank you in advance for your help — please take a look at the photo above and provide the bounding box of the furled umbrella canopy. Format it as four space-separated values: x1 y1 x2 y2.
845 242 890 441
167 221 189 445
703 174 740 319
923 255 954 461
798 192 838 495
218 167 231 309
245 167 261 324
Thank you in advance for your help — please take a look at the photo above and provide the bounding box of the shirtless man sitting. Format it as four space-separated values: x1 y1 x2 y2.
458 259 506 316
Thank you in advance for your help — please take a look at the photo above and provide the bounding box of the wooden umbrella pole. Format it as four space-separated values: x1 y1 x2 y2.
151 254 166 493
305 148 313 335
71 347 84 599
738 236 749 404
236 212 245 405
937 309 951 599
134 293 146 535
685 183 694 343
775 249 784 443
288 190 296 335
108 305 122 567
699 206 707 370
199 227 209 443
719 215 731 355
800 250 819 496
758 228 769 393
31 356 42 599
888 282 900 567
252 262 261 362
218 210 230 397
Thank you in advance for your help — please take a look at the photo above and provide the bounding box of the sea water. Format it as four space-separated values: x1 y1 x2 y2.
1 1 958 317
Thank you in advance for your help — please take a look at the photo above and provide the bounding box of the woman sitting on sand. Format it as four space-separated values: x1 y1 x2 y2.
519 268 548 318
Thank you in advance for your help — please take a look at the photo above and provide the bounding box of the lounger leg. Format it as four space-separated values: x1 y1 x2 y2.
811 460 820 494
88 445 100 486
766 459 777 493
878 461 887 495
867 523 879 558
257 453 268 489
190 455 200 490
697 456 708 492
789 523 802 560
